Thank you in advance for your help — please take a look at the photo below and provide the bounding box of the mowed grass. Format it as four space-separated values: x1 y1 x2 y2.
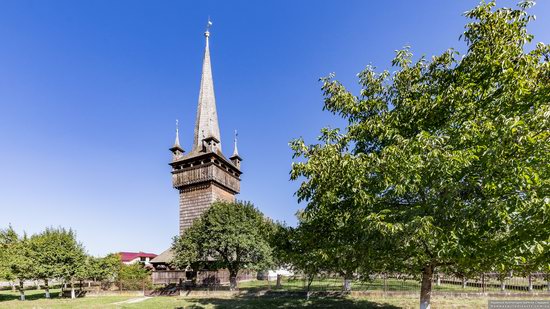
0 290 484 308
0 289 134 308
118 294 491 308
238 277 482 292
2 284 549 308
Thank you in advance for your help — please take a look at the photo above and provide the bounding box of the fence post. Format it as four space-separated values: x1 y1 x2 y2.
383 273 387 292
436 273 441 286
528 274 533 292
482 273 485 293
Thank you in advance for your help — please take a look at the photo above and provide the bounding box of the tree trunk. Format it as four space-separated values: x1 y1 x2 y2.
343 276 352 292
500 279 505 292
11 281 16 293
71 280 76 299
19 280 25 301
420 265 433 309
462 277 467 289
528 274 533 292
229 271 238 291
436 273 441 286
45 279 50 299
276 274 282 289
306 274 314 300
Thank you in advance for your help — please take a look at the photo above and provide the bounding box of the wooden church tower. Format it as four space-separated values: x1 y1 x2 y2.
169 25 242 235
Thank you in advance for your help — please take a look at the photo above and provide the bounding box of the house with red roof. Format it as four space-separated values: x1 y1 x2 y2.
119 252 157 266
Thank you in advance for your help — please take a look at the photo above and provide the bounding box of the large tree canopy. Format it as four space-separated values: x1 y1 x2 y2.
172 201 274 290
290 1 549 308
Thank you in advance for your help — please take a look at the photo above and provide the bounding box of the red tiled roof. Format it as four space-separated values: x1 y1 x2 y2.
119 251 157 262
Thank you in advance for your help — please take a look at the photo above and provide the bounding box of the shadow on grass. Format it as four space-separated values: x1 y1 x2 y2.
0 291 61 302
179 290 400 308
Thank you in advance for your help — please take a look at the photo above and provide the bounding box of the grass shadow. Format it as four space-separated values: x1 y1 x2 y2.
0 291 61 302
179 290 401 308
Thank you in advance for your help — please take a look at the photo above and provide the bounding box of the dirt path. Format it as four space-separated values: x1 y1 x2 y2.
111 297 152 305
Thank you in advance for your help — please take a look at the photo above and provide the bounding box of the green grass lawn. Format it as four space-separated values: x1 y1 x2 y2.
0 289 134 308
2 287 550 308
238 277 482 293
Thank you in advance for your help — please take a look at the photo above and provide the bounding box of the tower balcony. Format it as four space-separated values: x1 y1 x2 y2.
170 152 241 194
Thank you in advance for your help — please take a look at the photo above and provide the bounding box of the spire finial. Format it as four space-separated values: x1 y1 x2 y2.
232 129 239 157
174 119 181 147
205 17 212 37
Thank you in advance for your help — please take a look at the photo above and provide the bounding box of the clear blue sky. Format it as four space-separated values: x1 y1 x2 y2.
1 1 549 256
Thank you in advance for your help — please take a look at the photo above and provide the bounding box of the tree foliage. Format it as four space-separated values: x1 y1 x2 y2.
290 1 549 307
118 263 150 290
0 227 34 300
0 226 18 282
172 201 274 290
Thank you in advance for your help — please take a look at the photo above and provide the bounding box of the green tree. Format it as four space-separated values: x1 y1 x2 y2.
0 226 17 291
0 227 34 301
118 263 150 290
51 228 86 299
79 254 121 290
74 254 97 290
29 227 79 298
93 253 122 283
290 1 549 308
172 201 273 290
278 221 327 298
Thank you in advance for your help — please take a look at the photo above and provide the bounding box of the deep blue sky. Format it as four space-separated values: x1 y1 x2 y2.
1 1 549 256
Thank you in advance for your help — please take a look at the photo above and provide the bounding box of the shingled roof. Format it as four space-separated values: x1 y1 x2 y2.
149 248 174 264
193 29 222 153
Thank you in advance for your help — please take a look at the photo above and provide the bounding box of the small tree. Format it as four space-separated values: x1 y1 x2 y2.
87 254 122 288
0 227 17 291
52 228 86 299
99 253 123 284
172 201 273 290
269 221 292 289
29 227 78 298
0 227 34 301
273 219 327 299
118 263 150 290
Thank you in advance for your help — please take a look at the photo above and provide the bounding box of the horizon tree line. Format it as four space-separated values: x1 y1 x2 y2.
0 226 147 300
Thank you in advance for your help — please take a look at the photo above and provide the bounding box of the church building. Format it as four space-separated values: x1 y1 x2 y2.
151 24 242 272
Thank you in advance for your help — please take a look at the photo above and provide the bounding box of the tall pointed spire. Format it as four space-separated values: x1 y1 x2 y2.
193 18 221 152
174 119 181 147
